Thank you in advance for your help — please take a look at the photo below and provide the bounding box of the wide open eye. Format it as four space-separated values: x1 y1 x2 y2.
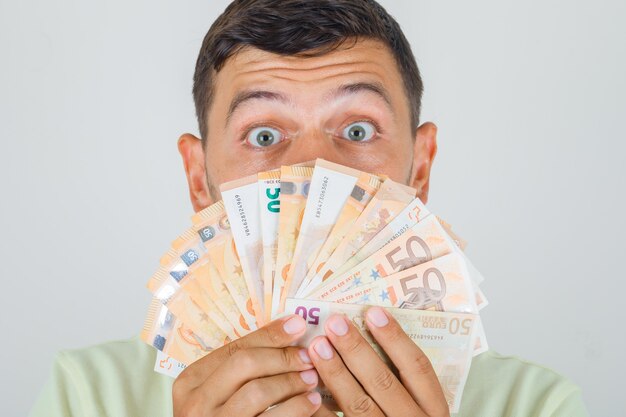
246 126 283 147
341 121 376 142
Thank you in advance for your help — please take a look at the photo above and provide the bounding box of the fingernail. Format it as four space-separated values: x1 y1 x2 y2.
327 314 348 336
307 391 322 405
300 369 318 385
313 338 333 360
299 348 312 364
366 307 389 327
283 315 306 334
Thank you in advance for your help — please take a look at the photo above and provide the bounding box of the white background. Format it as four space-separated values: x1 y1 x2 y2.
1 1 624 415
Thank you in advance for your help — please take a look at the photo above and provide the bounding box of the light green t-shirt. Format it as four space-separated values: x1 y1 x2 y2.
29 336 588 417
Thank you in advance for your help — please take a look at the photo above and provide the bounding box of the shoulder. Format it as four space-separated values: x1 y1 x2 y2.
57 335 158 376
459 350 588 417
30 336 174 417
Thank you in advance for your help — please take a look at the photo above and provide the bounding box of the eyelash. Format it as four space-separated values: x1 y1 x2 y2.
239 122 285 146
239 118 384 147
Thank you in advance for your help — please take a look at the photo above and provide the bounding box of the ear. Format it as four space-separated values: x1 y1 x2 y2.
409 122 438 204
178 133 214 212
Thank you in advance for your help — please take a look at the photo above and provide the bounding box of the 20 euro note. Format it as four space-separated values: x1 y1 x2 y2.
283 298 477 413
284 159 363 300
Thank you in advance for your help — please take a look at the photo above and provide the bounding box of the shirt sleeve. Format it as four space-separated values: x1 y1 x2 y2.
29 351 87 417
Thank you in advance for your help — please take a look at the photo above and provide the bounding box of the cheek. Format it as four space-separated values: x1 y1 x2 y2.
204 145 286 185
335 142 414 184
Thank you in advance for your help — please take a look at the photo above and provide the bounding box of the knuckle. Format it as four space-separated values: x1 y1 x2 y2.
242 379 268 405
343 335 366 355
218 400 239 417
385 323 407 343
174 393 204 417
347 394 376 415
371 368 395 392
281 346 294 368
232 348 256 370
226 340 242 358
412 352 434 376
287 369 307 389
263 324 284 346
325 359 347 379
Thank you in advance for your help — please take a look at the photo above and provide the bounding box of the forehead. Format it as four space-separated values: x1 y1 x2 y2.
212 39 409 115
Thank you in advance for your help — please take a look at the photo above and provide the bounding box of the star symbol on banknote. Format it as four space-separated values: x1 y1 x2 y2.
199 312 209 322
233 265 243 276
358 294 371 303
354 277 362 286
380 290 390 302
370 269 381 280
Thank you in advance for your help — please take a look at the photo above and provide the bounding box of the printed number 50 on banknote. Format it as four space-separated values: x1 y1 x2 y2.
284 298 477 413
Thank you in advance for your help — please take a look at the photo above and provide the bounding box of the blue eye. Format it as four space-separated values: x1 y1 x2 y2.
247 126 282 147
342 121 376 142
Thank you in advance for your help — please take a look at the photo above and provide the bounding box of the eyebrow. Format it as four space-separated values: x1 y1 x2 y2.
328 82 394 111
226 90 289 125
226 81 394 125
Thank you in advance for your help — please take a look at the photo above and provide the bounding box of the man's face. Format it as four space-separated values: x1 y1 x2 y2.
179 39 437 211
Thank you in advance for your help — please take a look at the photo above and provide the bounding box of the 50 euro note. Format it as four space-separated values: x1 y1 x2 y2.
284 159 364 300
296 171 382 297
192 202 257 330
258 170 281 323
303 178 416 293
321 196 430 283
331 252 477 314
146 230 234 342
169 230 241 339
309 215 468 302
141 298 229 366
221 175 265 325
186 258 251 337
272 165 314 316
149 265 236 342
331 252 489 355
283 298 477 413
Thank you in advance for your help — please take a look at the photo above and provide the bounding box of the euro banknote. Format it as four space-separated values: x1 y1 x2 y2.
283 298 477 413
142 159 490 413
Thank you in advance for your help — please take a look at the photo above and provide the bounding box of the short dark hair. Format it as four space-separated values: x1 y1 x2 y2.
192 0 423 142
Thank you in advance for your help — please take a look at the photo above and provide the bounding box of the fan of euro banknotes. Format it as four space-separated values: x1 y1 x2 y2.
141 159 489 413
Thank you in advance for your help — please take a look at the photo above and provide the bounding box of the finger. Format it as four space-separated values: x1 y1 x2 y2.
178 314 307 386
259 391 323 417
365 306 449 416
308 336 384 417
325 314 423 417
221 370 319 416
201 346 314 405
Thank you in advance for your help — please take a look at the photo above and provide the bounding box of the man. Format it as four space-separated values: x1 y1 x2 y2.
30 1 588 416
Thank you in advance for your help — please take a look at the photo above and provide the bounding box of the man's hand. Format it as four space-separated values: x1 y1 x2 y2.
308 306 450 417
173 315 323 417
